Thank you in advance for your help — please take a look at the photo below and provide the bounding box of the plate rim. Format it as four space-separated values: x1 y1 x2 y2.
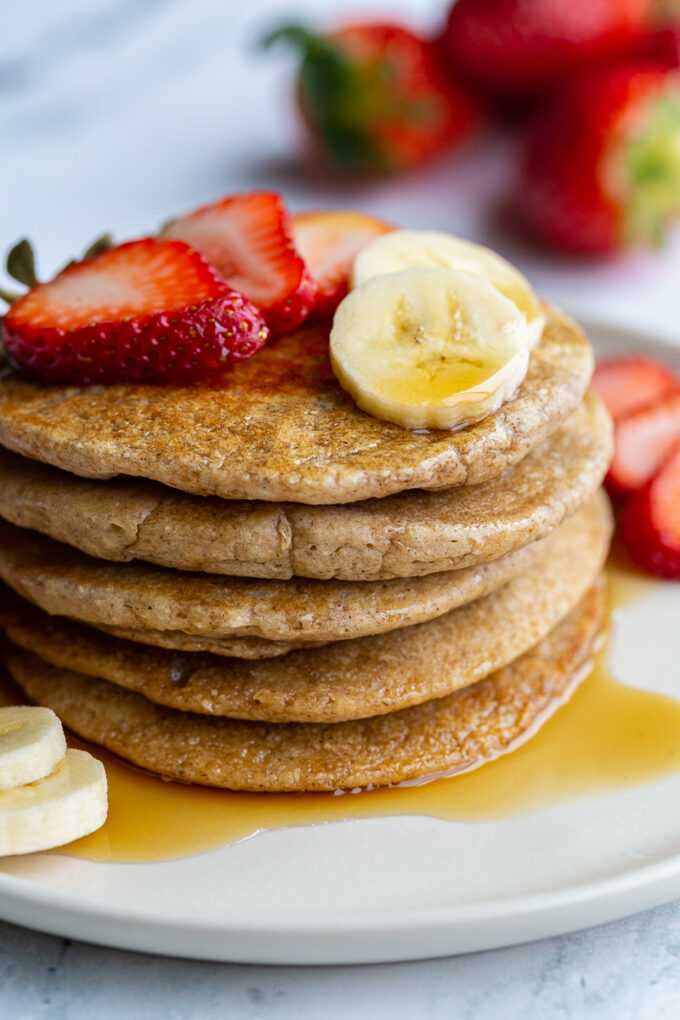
2 845 680 963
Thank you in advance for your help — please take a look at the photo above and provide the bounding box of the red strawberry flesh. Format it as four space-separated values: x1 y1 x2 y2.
10 239 224 328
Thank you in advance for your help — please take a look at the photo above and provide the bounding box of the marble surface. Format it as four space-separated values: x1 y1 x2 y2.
4 0 680 338
2 0 680 1015
2 903 680 1019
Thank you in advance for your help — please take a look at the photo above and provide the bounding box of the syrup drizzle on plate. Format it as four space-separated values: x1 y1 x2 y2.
1 559 678 863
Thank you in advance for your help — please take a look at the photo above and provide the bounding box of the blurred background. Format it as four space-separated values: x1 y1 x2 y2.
2 0 680 338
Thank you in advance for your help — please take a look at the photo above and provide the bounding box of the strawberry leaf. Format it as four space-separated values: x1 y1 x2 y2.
0 287 22 306
6 239 38 288
60 233 115 274
83 233 114 260
264 24 386 173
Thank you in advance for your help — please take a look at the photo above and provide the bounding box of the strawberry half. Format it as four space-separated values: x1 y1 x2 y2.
593 355 680 422
1 238 270 386
163 192 317 335
621 441 680 578
292 209 393 318
607 389 680 495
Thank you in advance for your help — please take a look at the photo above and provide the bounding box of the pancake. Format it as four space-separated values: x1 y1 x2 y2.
0 494 612 721
0 494 609 654
62 624 316 661
0 305 593 505
0 390 612 581
0 579 606 790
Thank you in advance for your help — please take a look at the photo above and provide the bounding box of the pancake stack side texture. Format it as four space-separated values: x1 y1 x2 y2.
0 306 613 791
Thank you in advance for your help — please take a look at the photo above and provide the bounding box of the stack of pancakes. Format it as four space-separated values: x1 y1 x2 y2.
0 307 613 792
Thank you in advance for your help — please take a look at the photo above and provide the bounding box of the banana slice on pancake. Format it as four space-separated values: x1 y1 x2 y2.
352 229 545 348
330 266 530 431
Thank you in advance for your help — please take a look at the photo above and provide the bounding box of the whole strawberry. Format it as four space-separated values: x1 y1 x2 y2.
441 0 656 103
1 238 270 386
265 22 484 175
517 64 680 254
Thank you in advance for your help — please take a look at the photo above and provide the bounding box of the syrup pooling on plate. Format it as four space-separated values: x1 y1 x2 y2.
0 561 676 864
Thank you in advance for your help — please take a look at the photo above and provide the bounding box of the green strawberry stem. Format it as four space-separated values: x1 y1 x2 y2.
623 89 680 246
263 24 390 173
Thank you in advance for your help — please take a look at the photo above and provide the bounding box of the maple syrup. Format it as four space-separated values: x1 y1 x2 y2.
1 559 678 864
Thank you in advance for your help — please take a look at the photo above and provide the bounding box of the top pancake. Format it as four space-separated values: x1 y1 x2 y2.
0 305 593 505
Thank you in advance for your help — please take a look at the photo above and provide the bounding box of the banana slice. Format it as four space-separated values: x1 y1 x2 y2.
352 229 545 348
330 267 530 431
0 706 66 791
0 748 107 856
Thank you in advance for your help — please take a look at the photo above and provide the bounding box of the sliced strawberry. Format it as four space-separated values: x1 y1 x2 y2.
163 192 317 335
593 355 680 422
2 238 269 386
621 441 680 578
607 389 680 495
292 210 393 318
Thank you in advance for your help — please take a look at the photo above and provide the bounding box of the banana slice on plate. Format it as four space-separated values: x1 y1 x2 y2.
0 748 107 856
0 706 66 791
330 266 530 431
352 229 545 348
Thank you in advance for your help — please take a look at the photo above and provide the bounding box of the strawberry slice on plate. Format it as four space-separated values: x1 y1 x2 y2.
593 355 680 422
292 210 393 318
621 441 680 578
163 192 317 335
607 389 680 495
1 238 269 386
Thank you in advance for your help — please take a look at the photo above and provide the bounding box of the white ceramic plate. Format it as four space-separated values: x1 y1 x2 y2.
1 320 680 965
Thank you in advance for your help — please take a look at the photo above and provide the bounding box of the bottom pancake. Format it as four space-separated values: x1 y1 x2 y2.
1 578 606 792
